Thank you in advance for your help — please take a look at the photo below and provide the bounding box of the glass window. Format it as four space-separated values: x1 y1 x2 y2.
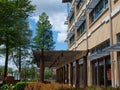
95 1 103 18
90 40 110 55
69 13 74 24
70 34 75 45
117 33 120 43
77 21 86 37
79 64 83 85
90 0 108 23
76 0 84 9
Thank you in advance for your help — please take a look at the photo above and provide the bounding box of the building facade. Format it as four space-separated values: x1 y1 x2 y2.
61 0 120 87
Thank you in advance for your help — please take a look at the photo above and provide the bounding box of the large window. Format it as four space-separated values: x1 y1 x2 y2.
90 0 108 23
69 12 75 24
79 64 83 85
69 34 75 45
77 21 86 37
92 57 111 86
90 40 110 55
76 0 84 9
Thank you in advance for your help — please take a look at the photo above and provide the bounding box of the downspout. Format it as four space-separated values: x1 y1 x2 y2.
108 0 115 87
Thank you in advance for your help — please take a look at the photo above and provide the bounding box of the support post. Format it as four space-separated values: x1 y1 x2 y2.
70 62 73 86
83 56 87 87
76 60 79 87
40 49 44 82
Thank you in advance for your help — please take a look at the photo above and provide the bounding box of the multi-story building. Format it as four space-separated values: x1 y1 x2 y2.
62 0 120 87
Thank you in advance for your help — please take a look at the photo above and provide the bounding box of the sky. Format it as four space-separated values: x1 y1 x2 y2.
29 0 68 50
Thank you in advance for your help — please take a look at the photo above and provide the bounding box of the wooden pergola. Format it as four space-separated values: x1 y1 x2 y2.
33 50 88 87
33 50 87 68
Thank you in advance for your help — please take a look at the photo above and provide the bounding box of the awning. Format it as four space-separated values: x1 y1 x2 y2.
107 43 120 52
62 0 72 3
86 0 100 13
67 8 74 20
33 50 87 68
67 30 75 39
88 43 120 60
87 51 110 61
74 15 86 29
75 0 84 6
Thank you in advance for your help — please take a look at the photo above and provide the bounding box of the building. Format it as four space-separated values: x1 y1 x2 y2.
62 0 120 87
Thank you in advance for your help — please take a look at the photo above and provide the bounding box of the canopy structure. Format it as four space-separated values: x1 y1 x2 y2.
33 50 87 68
62 0 72 3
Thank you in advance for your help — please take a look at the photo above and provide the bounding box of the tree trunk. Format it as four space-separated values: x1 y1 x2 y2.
40 49 44 82
4 44 9 80
19 47 21 80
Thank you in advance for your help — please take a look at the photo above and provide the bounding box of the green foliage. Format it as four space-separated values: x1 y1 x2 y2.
14 82 28 90
0 84 15 90
33 12 55 50
0 0 35 79
0 66 13 75
44 68 55 80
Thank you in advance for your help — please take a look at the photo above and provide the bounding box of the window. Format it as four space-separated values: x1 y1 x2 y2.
76 0 84 9
90 40 110 55
117 33 120 43
70 34 75 45
69 12 74 24
90 0 108 23
77 21 86 37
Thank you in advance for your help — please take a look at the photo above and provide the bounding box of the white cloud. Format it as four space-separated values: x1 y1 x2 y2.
30 16 39 23
30 0 68 43
57 32 67 42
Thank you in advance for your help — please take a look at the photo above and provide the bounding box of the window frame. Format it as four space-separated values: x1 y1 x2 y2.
77 21 86 37
89 0 108 23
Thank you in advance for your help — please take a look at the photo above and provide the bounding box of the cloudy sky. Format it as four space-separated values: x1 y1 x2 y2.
30 0 68 50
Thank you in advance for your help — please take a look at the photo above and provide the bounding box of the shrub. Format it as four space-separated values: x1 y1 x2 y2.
0 84 15 90
14 82 28 90
25 82 74 90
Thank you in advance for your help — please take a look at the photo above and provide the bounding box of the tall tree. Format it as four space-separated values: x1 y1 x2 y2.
33 12 55 82
0 0 35 80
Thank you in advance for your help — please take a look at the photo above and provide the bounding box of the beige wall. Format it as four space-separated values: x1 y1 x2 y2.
67 0 120 87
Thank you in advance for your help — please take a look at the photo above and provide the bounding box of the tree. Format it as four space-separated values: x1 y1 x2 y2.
33 12 55 82
0 0 35 80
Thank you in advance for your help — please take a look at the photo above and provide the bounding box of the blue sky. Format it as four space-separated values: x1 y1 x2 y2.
30 0 68 50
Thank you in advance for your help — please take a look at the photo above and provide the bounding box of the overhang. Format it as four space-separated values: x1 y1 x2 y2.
62 0 72 3
86 0 100 13
74 15 86 29
87 43 120 60
33 50 87 68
